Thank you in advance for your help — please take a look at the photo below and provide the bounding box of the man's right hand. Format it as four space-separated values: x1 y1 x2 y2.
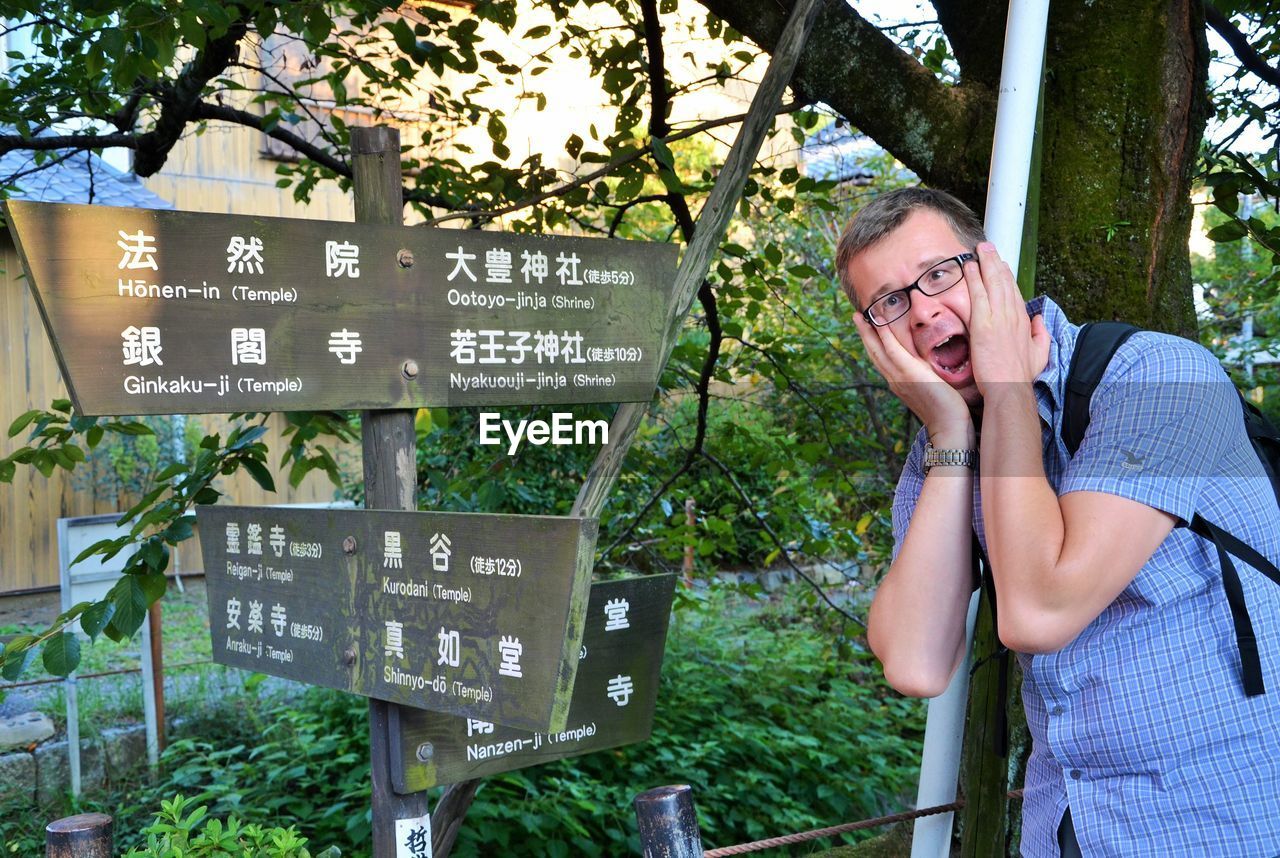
851 312 973 441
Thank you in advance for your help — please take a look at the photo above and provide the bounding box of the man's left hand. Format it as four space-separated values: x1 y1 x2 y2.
964 242 1051 396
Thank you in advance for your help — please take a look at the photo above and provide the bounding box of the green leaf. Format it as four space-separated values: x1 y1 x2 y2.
241 458 277 492
42 632 81 676
390 18 416 56
81 599 115 639
108 576 149 637
111 421 154 436
1 638 36 680
139 572 168 603
288 457 317 489
120 485 168 525
230 424 268 450
34 453 55 478
615 170 644 202
1206 220 1248 242
155 462 187 482
7 410 39 438
565 134 583 160
73 536 125 566
164 515 195 544
193 486 221 505
652 137 674 170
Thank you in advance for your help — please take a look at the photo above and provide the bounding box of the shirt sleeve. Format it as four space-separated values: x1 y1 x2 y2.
890 427 930 562
1058 332 1241 524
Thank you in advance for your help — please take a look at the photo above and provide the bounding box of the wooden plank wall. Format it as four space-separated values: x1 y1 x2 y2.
0 242 359 594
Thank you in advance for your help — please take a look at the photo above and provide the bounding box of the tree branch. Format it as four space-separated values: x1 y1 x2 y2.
931 0 1008 88
134 18 252 176
701 450 864 627
694 0 994 201
423 101 808 226
1205 2 1280 89
190 101 350 176
0 133 139 154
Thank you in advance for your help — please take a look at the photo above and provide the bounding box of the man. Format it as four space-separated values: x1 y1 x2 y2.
837 187 1280 856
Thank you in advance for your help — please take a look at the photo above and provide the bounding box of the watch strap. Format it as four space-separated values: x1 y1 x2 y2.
924 441 977 472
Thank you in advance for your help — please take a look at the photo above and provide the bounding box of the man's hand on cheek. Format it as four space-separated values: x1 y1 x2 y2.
964 242 1050 396
852 311 971 436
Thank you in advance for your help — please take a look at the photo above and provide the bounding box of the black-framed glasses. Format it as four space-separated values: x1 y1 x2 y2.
863 252 975 326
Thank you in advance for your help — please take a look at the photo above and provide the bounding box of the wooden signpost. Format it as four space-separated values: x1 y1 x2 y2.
198 505 598 732
392 573 676 791
4 125 681 858
4 199 678 415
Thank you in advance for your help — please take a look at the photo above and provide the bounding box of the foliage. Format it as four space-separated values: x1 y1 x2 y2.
1192 190 1280 423
449 589 922 856
1 589 924 857
0 409 353 680
125 794 340 858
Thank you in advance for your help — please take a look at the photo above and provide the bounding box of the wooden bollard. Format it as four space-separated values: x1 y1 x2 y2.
634 785 704 857
46 813 112 858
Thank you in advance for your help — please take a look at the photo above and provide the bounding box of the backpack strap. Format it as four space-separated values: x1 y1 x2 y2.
972 530 1010 758
1064 322 1280 697
1189 514 1280 696
1062 321 1140 456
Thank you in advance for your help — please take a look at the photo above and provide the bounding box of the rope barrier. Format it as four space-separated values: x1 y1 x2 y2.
702 790 1025 857
0 658 214 690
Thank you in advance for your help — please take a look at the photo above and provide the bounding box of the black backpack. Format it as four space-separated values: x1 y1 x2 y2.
976 321 1280 757
1064 321 1280 697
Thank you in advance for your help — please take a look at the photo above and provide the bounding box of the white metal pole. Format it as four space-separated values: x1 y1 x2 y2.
909 2 1049 856
140 618 160 769
983 0 1051 268
66 674 81 796
909 593 979 856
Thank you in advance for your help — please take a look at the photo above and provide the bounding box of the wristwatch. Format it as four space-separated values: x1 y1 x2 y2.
923 441 977 473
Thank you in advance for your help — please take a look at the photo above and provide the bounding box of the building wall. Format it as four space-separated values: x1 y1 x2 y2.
0 241 350 594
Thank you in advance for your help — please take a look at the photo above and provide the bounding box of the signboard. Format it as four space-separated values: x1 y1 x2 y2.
198 505 597 733
4 200 679 416
390 574 676 792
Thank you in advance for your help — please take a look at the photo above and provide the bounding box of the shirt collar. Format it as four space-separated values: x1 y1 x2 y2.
1027 294 1080 418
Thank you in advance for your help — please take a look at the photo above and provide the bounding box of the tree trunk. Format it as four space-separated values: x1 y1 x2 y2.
1033 0 1209 334
698 0 1211 334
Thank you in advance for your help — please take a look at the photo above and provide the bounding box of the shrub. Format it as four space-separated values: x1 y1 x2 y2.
125 794 340 857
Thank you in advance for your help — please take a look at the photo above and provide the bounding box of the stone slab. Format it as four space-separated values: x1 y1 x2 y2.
0 710 54 748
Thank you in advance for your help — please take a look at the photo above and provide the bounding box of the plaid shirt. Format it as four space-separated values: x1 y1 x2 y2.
891 296 1280 857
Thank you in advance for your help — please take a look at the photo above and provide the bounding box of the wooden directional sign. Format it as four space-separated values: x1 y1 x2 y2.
4 200 678 416
390 574 676 792
198 505 597 733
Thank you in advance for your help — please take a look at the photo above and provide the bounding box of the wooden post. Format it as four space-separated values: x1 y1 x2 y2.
351 125 431 858
958 592 1010 858
45 813 112 858
634 785 704 858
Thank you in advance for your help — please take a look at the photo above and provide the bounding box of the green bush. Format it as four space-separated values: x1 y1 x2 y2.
125 794 340 857
4 590 922 857
447 588 923 856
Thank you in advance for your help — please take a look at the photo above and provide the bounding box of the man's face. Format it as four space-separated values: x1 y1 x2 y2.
846 208 979 404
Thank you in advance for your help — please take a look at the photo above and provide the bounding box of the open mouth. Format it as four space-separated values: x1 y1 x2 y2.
931 334 971 379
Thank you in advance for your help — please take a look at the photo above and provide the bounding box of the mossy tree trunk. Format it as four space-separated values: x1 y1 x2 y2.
696 0 1211 335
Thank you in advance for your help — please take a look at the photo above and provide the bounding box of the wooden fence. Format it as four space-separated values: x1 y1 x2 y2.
0 238 357 594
